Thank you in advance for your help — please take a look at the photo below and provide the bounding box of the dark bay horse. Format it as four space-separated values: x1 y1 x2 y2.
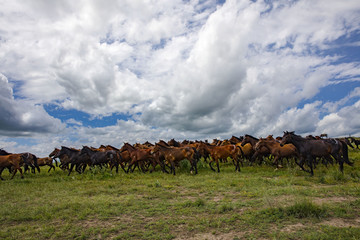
151 143 198 175
54 146 89 176
80 146 124 173
280 131 352 175
49 148 71 170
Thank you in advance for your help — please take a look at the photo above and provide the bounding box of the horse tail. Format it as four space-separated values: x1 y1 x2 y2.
236 145 244 159
340 140 353 166
53 158 58 167
33 154 41 173
192 147 201 163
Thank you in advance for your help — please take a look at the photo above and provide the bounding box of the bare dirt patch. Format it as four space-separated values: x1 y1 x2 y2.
174 231 245 240
319 218 360 228
312 196 356 205
281 223 305 233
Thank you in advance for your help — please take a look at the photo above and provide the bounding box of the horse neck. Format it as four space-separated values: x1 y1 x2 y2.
124 143 135 152
287 135 306 151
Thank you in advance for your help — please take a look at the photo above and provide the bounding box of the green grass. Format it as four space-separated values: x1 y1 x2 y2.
0 149 359 239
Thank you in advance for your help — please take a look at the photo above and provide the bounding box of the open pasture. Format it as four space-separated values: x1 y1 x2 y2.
0 149 360 240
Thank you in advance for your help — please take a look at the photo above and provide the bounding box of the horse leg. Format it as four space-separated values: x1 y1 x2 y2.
307 156 314 176
171 161 176 175
68 163 75 176
193 159 198 174
332 153 344 173
10 167 21 179
216 159 220 173
209 159 216 172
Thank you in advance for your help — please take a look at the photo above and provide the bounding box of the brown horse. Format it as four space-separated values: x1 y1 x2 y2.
120 143 161 173
49 148 71 170
205 144 243 172
36 157 57 172
151 143 198 175
0 153 38 180
254 138 299 167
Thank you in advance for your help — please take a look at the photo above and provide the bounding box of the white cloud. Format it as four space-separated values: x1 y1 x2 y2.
0 74 66 136
0 0 359 154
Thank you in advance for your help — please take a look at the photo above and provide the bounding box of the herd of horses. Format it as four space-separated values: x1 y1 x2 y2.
1 132 359 180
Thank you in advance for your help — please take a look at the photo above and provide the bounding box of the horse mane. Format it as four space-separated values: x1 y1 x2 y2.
157 140 170 147
244 134 259 141
123 142 135 150
0 148 11 155
61 146 80 152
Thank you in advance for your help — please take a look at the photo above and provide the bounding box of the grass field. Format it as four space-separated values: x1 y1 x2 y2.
1 149 360 239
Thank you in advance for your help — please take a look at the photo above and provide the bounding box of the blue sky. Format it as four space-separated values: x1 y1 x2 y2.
0 0 360 156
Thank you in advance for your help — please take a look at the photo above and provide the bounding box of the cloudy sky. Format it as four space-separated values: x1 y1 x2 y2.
1 0 360 156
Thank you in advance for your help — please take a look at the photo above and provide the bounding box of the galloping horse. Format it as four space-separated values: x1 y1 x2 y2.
280 131 352 175
0 153 39 180
35 157 57 172
54 147 89 176
80 146 124 172
241 135 259 149
254 138 299 167
120 143 160 173
205 144 243 172
151 143 198 175
49 148 71 170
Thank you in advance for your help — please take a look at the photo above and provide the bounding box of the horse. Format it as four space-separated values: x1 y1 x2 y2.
0 153 39 180
0 149 11 155
151 143 198 175
254 138 299 167
280 131 352 175
49 148 71 170
349 137 360 149
168 138 181 147
229 136 243 144
54 146 89 176
204 144 243 172
241 135 268 164
34 157 57 172
241 135 259 149
340 138 354 149
120 143 161 173
80 146 124 173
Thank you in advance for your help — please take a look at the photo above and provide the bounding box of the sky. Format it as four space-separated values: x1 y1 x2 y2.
0 0 360 156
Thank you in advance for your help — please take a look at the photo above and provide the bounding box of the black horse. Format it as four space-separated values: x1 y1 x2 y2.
79 146 125 173
280 131 352 175
54 146 89 176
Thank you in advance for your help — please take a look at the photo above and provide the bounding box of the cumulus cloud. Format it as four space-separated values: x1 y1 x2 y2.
0 0 360 154
0 74 65 136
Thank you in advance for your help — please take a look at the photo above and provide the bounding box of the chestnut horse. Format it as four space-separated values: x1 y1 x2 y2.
254 138 299 167
120 143 162 173
36 157 57 172
0 153 39 180
205 144 243 172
